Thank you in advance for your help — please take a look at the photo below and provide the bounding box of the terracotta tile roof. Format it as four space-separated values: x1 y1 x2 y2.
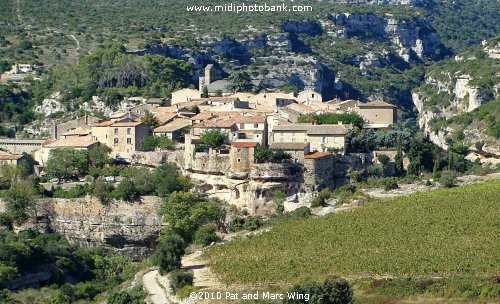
147 98 164 104
190 112 215 121
111 121 144 127
270 142 308 150
197 115 266 129
357 100 397 108
304 152 332 159
154 112 178 124
94 120 114 127
0 151 23 160
61 127 91 136
43 136 98 148
153 119 191 133
190 97 239 104
232 142 259 148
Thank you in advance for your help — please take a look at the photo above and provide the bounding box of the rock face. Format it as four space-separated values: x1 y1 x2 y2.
329 13 442 61
32 196 164 260
412 44 499 156
35 92 66 116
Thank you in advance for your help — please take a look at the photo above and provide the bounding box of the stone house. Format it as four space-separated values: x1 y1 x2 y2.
229 142 259 177
195 97 250 112
51 115 101 139
153 119 191 142
90 121 151 154
192 115 268 146
272 123 349 153
35 136 99 166
171 88 201 105
269 142 310 163
355 100 397 129
297 88 323 103
0 151 30 167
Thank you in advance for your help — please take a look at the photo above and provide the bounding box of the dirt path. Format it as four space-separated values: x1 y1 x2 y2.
69 34 80 50
142 270 169 304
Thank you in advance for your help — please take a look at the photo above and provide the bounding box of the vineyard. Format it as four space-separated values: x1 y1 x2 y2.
205 181 500 284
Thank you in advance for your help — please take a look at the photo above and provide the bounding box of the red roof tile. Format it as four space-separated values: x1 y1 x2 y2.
304 152 332 159
232 142 259 148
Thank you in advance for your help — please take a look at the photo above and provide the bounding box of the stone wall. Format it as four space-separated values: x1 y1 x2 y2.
185 151 231 175
303 154 335 190
250 162 299 181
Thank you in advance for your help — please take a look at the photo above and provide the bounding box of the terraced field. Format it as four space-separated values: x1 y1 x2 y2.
205 181 500 284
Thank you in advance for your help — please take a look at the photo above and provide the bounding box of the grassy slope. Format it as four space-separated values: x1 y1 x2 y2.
206 181 500 284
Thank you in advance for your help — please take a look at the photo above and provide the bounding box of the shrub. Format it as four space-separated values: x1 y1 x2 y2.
200 129 226 148
440 170 457 188
108 291 133 304
310 188 332 208
170 269 194 292
384 179 399 191
193 225 219 246
113 178 139 201
243 216 263 231
367 165 384 177
377 154 390 166
284 277 353 304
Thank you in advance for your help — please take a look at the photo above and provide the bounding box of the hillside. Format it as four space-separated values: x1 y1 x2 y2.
205 180 500 284
0 0 498 122
412 37 500 155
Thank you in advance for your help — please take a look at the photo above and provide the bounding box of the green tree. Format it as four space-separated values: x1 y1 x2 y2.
193 224 219 246
92 178 114 203
2 180 39 224
140 110 160 129
226 71 254 93
170 269 194 292
200 129 226 148
154 233 185 275
201 86 209 98
45 149 89 181
113 178 139 201
394 135 404 175
159 192 224 242
88 144 111 169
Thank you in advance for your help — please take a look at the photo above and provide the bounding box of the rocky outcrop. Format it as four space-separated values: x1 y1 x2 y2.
281 20 322 35
35 92 66 116
412 44 499 155
328 13 442 61
28 196 164 260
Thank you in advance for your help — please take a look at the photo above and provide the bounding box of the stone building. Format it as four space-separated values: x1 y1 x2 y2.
171 88 201 105
272 123 349 152
51 115 101 139
90 121 151 154
0 151 30 167
229 142 259 177
153 119 191 142
269 142 309 163
303 152 335 190
355 100 397 129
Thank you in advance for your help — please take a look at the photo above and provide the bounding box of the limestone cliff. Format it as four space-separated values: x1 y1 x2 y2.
328 13 443 61
23 196 164 260
412 38 500 156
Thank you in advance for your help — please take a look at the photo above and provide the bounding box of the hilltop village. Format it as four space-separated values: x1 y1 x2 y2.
1 64 401 212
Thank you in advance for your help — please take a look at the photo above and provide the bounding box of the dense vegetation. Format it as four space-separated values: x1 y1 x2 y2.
0 229 144 303
205 181 500 289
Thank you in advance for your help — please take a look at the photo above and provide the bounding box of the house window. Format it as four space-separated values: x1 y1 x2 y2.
237 158 241 163
239 123 245 129
114 128 118 134
114 138 119 145
312 93 315 98
254 123 258 128
334 137 339 144
127 138 132 144
127 128 131 135
322 136 328 144
292 138 296 142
